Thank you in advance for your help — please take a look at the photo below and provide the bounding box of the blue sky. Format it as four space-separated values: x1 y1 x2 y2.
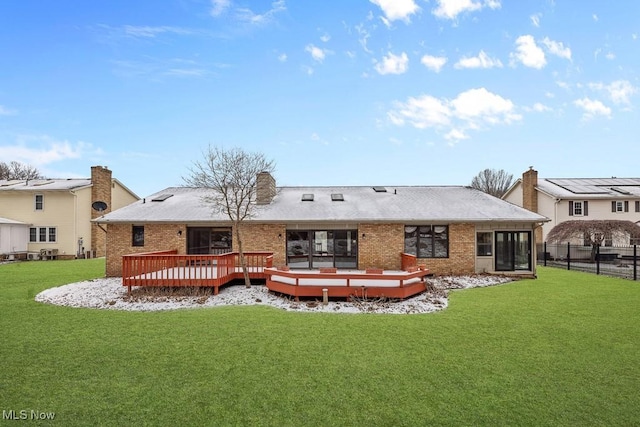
1 0 638 198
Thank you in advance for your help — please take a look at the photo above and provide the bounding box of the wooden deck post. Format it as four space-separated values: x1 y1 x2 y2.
322 288 328 305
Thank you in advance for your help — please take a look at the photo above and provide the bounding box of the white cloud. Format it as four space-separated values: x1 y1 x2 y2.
0 137 99 167
532 102 552 112
370 0 420 23
433 0 500 20
320 33 331 42
573 97 611 120
451 88 520 125
210 0 231 17
530 13 541 27
444 128 469 142
589 80 638 105
421 54 448 72
510 35 546 69
388 87 520 140
355 24 372 53
305 44 327 63
541 37 571 60
593 13 599 22
122 25 195 38
234 0 286 25
375 52 409 75
454 50 503 69
278 53 287 62
0 105 17 115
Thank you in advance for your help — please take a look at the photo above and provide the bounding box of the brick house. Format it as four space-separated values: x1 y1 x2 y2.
503 167 640 245
0 166 139 259
96 172 547 277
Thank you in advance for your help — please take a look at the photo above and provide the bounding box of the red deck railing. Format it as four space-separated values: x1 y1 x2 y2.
122 250 274 293
265 266 430 301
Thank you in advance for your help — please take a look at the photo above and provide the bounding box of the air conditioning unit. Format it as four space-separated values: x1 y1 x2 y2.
28 253 40 260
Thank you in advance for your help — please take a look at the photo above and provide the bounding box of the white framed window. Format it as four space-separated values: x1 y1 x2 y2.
34 194 44 211
612 201 629 213
29 227 57 243
569 201 588 216
573 201 583 216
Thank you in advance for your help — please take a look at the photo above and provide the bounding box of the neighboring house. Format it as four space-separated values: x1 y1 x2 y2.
0 217 29 258
503 167 640 245
0 166 139 260
96 172 548 278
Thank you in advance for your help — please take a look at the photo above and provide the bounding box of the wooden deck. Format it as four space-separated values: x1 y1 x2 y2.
265 266 430 301
122 251 273 294
121 250 430 300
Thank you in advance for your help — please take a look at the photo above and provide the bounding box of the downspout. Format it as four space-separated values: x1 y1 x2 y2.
71 190 78 258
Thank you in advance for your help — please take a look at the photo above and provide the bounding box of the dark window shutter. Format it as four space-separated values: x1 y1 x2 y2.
583 201 589 216
625 201 629 212
569 201 574 216
612 201 616 212
636 201 640 212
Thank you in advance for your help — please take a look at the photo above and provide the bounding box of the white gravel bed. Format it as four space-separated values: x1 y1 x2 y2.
35 275 514 314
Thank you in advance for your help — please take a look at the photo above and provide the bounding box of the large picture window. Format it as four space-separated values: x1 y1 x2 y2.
404 225 449 258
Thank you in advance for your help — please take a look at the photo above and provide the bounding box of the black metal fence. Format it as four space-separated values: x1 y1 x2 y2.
539 242 639 280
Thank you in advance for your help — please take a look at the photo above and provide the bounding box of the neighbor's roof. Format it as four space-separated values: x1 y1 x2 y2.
95 185 548 224
0 178 92 191
537 178 640 199
0 216 29 225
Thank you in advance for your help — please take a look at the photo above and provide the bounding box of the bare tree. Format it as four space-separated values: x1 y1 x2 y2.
470 168 513 198
0 161 43 180
546 220 640 261
183 146 275 288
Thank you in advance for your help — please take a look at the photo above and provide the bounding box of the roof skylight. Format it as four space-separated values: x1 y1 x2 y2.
151 194 174 202
302 194 314 201
331 193 344 201
373 186 387 192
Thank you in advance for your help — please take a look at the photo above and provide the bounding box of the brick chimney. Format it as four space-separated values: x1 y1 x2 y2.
91 166 113 257
256 171 276 205
522 167 538 213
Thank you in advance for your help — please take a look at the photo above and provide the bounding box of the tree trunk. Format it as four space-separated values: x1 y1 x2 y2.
235 222 251 288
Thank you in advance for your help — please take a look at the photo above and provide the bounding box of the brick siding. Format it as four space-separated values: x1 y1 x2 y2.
106 221 476 277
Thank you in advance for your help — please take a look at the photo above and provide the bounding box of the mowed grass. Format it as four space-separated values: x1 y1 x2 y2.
1 260 639 426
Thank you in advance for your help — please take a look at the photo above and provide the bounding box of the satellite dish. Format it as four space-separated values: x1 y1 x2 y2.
92 201 108 212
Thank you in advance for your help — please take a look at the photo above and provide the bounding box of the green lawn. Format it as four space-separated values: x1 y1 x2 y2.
1 260 639 426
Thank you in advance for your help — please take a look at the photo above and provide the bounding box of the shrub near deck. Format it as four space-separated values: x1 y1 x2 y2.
1 260 639 426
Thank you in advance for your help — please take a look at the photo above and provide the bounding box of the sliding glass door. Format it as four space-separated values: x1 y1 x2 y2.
287 229 357 269
495 231 531 271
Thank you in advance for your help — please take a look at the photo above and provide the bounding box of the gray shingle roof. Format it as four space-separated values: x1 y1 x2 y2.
537 178 640 199
0 179 92 191
96 185 547 224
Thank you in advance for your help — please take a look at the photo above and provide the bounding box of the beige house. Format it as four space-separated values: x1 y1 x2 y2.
503 168 640 245
96 172 548 278
0 166 139 260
